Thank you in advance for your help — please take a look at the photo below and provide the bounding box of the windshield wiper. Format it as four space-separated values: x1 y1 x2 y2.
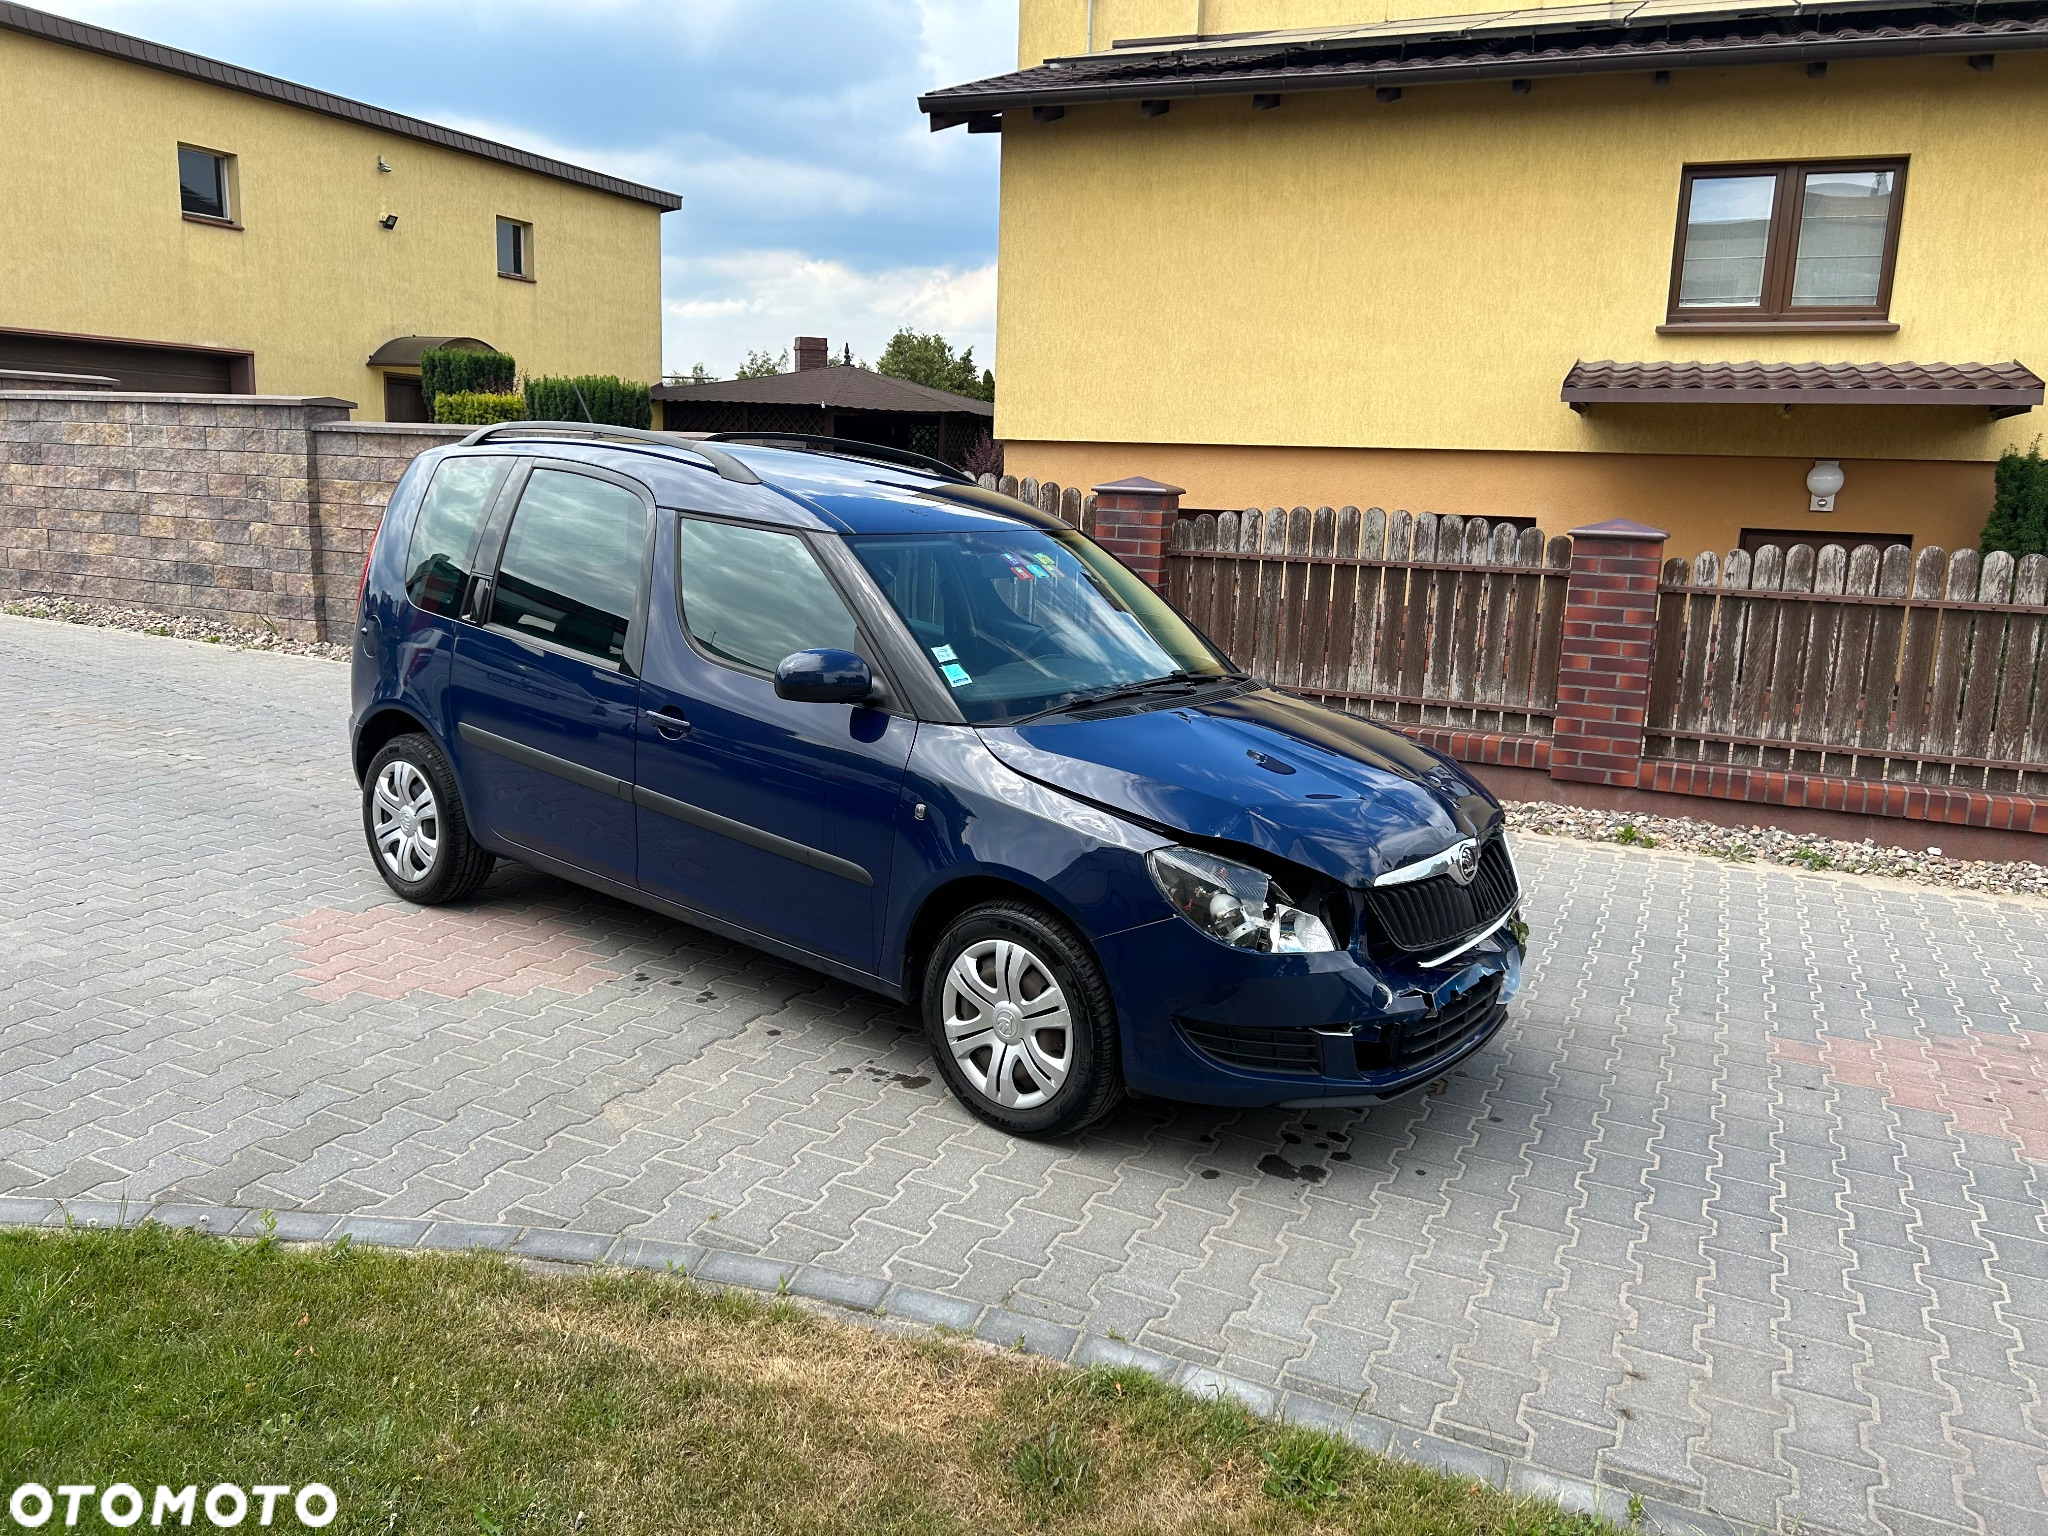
1020 670 1246 722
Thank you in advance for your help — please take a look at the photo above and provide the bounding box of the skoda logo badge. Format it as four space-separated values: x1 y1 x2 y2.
1448 839 1480 886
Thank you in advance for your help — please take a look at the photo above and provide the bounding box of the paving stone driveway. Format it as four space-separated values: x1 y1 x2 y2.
2 615 2045 1536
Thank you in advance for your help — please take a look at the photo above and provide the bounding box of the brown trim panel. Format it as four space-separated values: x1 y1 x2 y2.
0 326 255 393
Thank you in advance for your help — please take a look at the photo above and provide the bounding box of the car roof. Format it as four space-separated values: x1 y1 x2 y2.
460 434 1066 538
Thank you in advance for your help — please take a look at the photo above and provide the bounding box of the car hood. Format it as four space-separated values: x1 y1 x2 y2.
979 687 1499 888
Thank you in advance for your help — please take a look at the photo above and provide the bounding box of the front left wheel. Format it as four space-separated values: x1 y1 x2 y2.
362 732 494 904
921 900 1124 1138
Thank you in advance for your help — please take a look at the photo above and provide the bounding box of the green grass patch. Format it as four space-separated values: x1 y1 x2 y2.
0 1225 1624 1534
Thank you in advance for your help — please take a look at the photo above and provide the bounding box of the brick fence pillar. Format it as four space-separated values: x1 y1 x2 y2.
1549 518 1669 786
1090 475 1183 592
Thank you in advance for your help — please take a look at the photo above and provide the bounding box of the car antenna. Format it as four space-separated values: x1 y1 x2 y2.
571 381 595 422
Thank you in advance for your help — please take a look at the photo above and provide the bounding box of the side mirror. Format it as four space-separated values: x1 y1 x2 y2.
774 648 875 704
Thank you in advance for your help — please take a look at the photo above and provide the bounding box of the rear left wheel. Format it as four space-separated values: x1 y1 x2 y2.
922 900 1123 1138
362 732 494 904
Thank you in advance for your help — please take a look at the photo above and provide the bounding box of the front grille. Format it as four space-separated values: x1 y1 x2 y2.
1179 1019 1322 1076
1363 830 1518 955
1389 973 1504 1070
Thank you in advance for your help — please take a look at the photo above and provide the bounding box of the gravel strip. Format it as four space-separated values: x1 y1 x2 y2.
6 599 2041 898
2 596 349 661
1506 801 2048 898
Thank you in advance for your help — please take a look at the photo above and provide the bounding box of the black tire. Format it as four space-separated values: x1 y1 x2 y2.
921 900 1124 1138
361 732 495 904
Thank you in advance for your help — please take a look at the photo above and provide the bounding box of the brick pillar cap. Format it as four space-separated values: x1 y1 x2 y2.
1568 518 1668 541
1092 475 1185 496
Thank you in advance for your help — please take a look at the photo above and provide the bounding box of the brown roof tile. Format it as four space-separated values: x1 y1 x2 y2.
923 2 2048 117
1561 358 2045 417
651 366 992 415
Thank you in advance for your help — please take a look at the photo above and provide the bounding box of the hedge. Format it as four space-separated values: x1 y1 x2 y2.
1982 442 2048 558
419 348 516 411
432 391 529 426
524 375 652 430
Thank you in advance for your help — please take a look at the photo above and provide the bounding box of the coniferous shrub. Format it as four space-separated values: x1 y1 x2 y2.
419 348 516 412
1981 442 2048 558
432 391 528 426
523 375 652 429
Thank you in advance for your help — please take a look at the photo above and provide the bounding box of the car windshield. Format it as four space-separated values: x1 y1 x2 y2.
845 525 1237 724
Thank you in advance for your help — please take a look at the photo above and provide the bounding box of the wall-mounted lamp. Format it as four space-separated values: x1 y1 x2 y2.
378 213 399 230
377 156 392 173
1807 459 1844 511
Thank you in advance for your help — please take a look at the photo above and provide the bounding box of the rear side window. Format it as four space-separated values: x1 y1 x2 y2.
404 455 507 616
488 468 650 663
677 518 858 673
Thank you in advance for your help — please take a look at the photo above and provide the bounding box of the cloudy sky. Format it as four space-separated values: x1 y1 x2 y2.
49 1 1014 378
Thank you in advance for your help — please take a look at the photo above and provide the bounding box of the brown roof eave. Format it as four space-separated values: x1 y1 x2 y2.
918 26 2048 115
1565 385 2044 418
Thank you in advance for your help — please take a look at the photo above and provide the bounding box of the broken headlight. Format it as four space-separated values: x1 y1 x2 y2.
1145 845 1338 954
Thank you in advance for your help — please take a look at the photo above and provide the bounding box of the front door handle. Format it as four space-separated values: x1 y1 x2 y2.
646 706 692 740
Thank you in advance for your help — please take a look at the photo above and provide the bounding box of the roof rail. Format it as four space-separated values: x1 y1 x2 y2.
457 420 762 484
704 431 972 484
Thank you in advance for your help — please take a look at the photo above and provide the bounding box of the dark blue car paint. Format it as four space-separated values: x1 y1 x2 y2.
353 436 1523 1110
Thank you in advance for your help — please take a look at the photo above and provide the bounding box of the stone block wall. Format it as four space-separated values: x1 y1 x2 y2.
0 391 464 640
310 422 469 634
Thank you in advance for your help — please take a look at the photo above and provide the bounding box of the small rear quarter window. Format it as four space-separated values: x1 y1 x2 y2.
405 456 507 616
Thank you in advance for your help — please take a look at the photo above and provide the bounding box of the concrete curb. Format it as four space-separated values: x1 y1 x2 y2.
0 1196 1749 1536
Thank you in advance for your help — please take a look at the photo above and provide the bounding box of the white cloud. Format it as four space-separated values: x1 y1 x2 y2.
664 251 996 378
914 0 1019 89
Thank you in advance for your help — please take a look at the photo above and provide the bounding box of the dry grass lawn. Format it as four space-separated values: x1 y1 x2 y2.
0 1225 1621 1534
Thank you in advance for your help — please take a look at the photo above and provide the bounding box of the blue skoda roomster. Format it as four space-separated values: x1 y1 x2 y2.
351 424 1525 1138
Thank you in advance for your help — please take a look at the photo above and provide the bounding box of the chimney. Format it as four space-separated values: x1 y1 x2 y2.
794 336 828 372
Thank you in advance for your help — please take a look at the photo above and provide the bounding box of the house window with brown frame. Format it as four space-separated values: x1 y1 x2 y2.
497 217 533 280
1668 160 1905 323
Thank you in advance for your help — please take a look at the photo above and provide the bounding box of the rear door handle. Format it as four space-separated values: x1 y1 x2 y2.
646 706 692 740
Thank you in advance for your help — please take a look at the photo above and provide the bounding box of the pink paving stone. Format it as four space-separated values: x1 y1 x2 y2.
1776 1029 2048 1163
278 902 624 1002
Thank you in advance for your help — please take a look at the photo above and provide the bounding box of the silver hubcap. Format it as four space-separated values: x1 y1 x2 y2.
372 760 440 882
942 938 1073 1110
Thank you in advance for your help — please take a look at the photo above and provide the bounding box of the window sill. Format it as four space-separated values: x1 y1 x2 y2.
498 272 537 284
182 212 242 230
1657 319 1898 334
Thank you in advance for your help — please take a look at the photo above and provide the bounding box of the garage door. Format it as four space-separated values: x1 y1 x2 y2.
0 329 251 392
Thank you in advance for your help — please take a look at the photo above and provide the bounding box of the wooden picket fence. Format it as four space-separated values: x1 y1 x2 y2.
1648 543 2048 794
977 472 1094 530
1166 507 1574 736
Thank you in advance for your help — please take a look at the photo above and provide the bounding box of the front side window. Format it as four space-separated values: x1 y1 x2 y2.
178 145 232 222
846 526 1233 725
405 455 508 616
1670 159 1904 321
488 469 649 662
677 519 858 672
497 217 532 278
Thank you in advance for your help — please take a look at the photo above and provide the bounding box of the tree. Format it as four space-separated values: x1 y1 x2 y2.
876 328 993 401
663 362 716 386
735 348 788 379
1982 441 2048 558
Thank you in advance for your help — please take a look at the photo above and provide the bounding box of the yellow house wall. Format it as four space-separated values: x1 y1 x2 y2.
1021 0 1671 67
992 47 2048 548
4 29 663 418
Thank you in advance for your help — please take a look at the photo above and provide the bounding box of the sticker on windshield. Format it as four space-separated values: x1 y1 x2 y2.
940 662 972 688
930 644 957 663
